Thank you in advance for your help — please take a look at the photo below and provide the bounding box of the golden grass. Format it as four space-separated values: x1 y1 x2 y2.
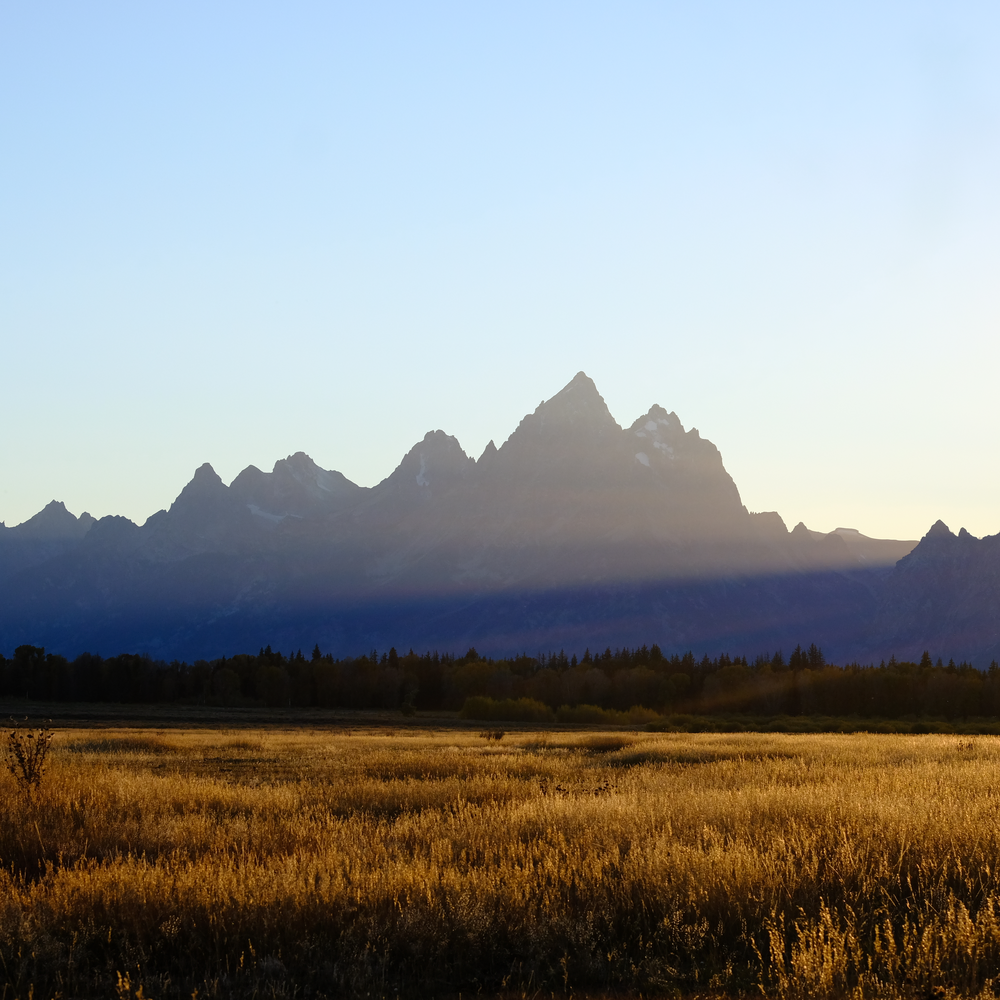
3 728 1000 997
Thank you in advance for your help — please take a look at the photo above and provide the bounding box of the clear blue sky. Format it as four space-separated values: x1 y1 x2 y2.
3 1 999 540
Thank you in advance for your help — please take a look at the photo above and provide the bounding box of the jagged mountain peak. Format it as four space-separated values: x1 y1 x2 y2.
926 519 955 540
629 407 683 434
419 429 467 452
23 499 70 521
225 453 362 522
85 514 141 544
168 463 229 516
271 452 360 498
274 450 316 474
383 431 474 491
229 464 266 489
192 462 224 486
498 373 620 470
272 451 326 483
627 407 686 467
12 500 94 541
637 403 682 425
533 371 619 431
893 520 962 572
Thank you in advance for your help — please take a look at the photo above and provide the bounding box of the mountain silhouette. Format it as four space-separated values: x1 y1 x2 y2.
870 521 1000 665
5 371 975 663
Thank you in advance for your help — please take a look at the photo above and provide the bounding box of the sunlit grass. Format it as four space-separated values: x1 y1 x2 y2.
3 727 1000 997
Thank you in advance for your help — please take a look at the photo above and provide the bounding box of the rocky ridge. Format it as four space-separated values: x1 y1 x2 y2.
3 372 964 663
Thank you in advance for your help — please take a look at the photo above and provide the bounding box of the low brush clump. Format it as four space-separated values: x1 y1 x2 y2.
3 719 54 793
67 733 175 755
4 728 1000 997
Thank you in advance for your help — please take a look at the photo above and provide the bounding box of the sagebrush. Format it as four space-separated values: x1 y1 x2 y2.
3 719 53 792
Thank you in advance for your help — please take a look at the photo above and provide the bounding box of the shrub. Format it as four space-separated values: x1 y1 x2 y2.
578 734 634 753
625 705 661 725
556 703 663 726
460 696 554 723
4 719 54 793
68 735 172 754
556 703 615 724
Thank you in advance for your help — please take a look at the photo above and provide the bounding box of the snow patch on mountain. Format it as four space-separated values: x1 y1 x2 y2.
247 504 285 524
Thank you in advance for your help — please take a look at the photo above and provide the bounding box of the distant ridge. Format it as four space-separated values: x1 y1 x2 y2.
7 370 988 665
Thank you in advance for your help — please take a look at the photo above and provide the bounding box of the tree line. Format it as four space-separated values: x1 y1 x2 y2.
2 642 1000 720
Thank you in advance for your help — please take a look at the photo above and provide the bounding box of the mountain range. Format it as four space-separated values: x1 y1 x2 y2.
2 372 996 664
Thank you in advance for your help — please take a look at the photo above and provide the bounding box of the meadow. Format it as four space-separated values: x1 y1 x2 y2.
4 721 1000 998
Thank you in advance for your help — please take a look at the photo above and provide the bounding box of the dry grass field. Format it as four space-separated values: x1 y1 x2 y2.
3 724 1000 998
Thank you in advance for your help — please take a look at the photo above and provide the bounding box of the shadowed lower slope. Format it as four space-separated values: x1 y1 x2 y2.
1 371 955 662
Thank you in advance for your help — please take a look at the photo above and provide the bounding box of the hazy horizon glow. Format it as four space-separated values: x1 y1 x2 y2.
3 2 1000 541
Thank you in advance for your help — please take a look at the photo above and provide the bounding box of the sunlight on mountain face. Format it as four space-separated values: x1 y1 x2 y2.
17 373 997 665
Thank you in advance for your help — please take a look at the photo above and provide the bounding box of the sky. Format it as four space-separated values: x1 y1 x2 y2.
2 1 999 541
